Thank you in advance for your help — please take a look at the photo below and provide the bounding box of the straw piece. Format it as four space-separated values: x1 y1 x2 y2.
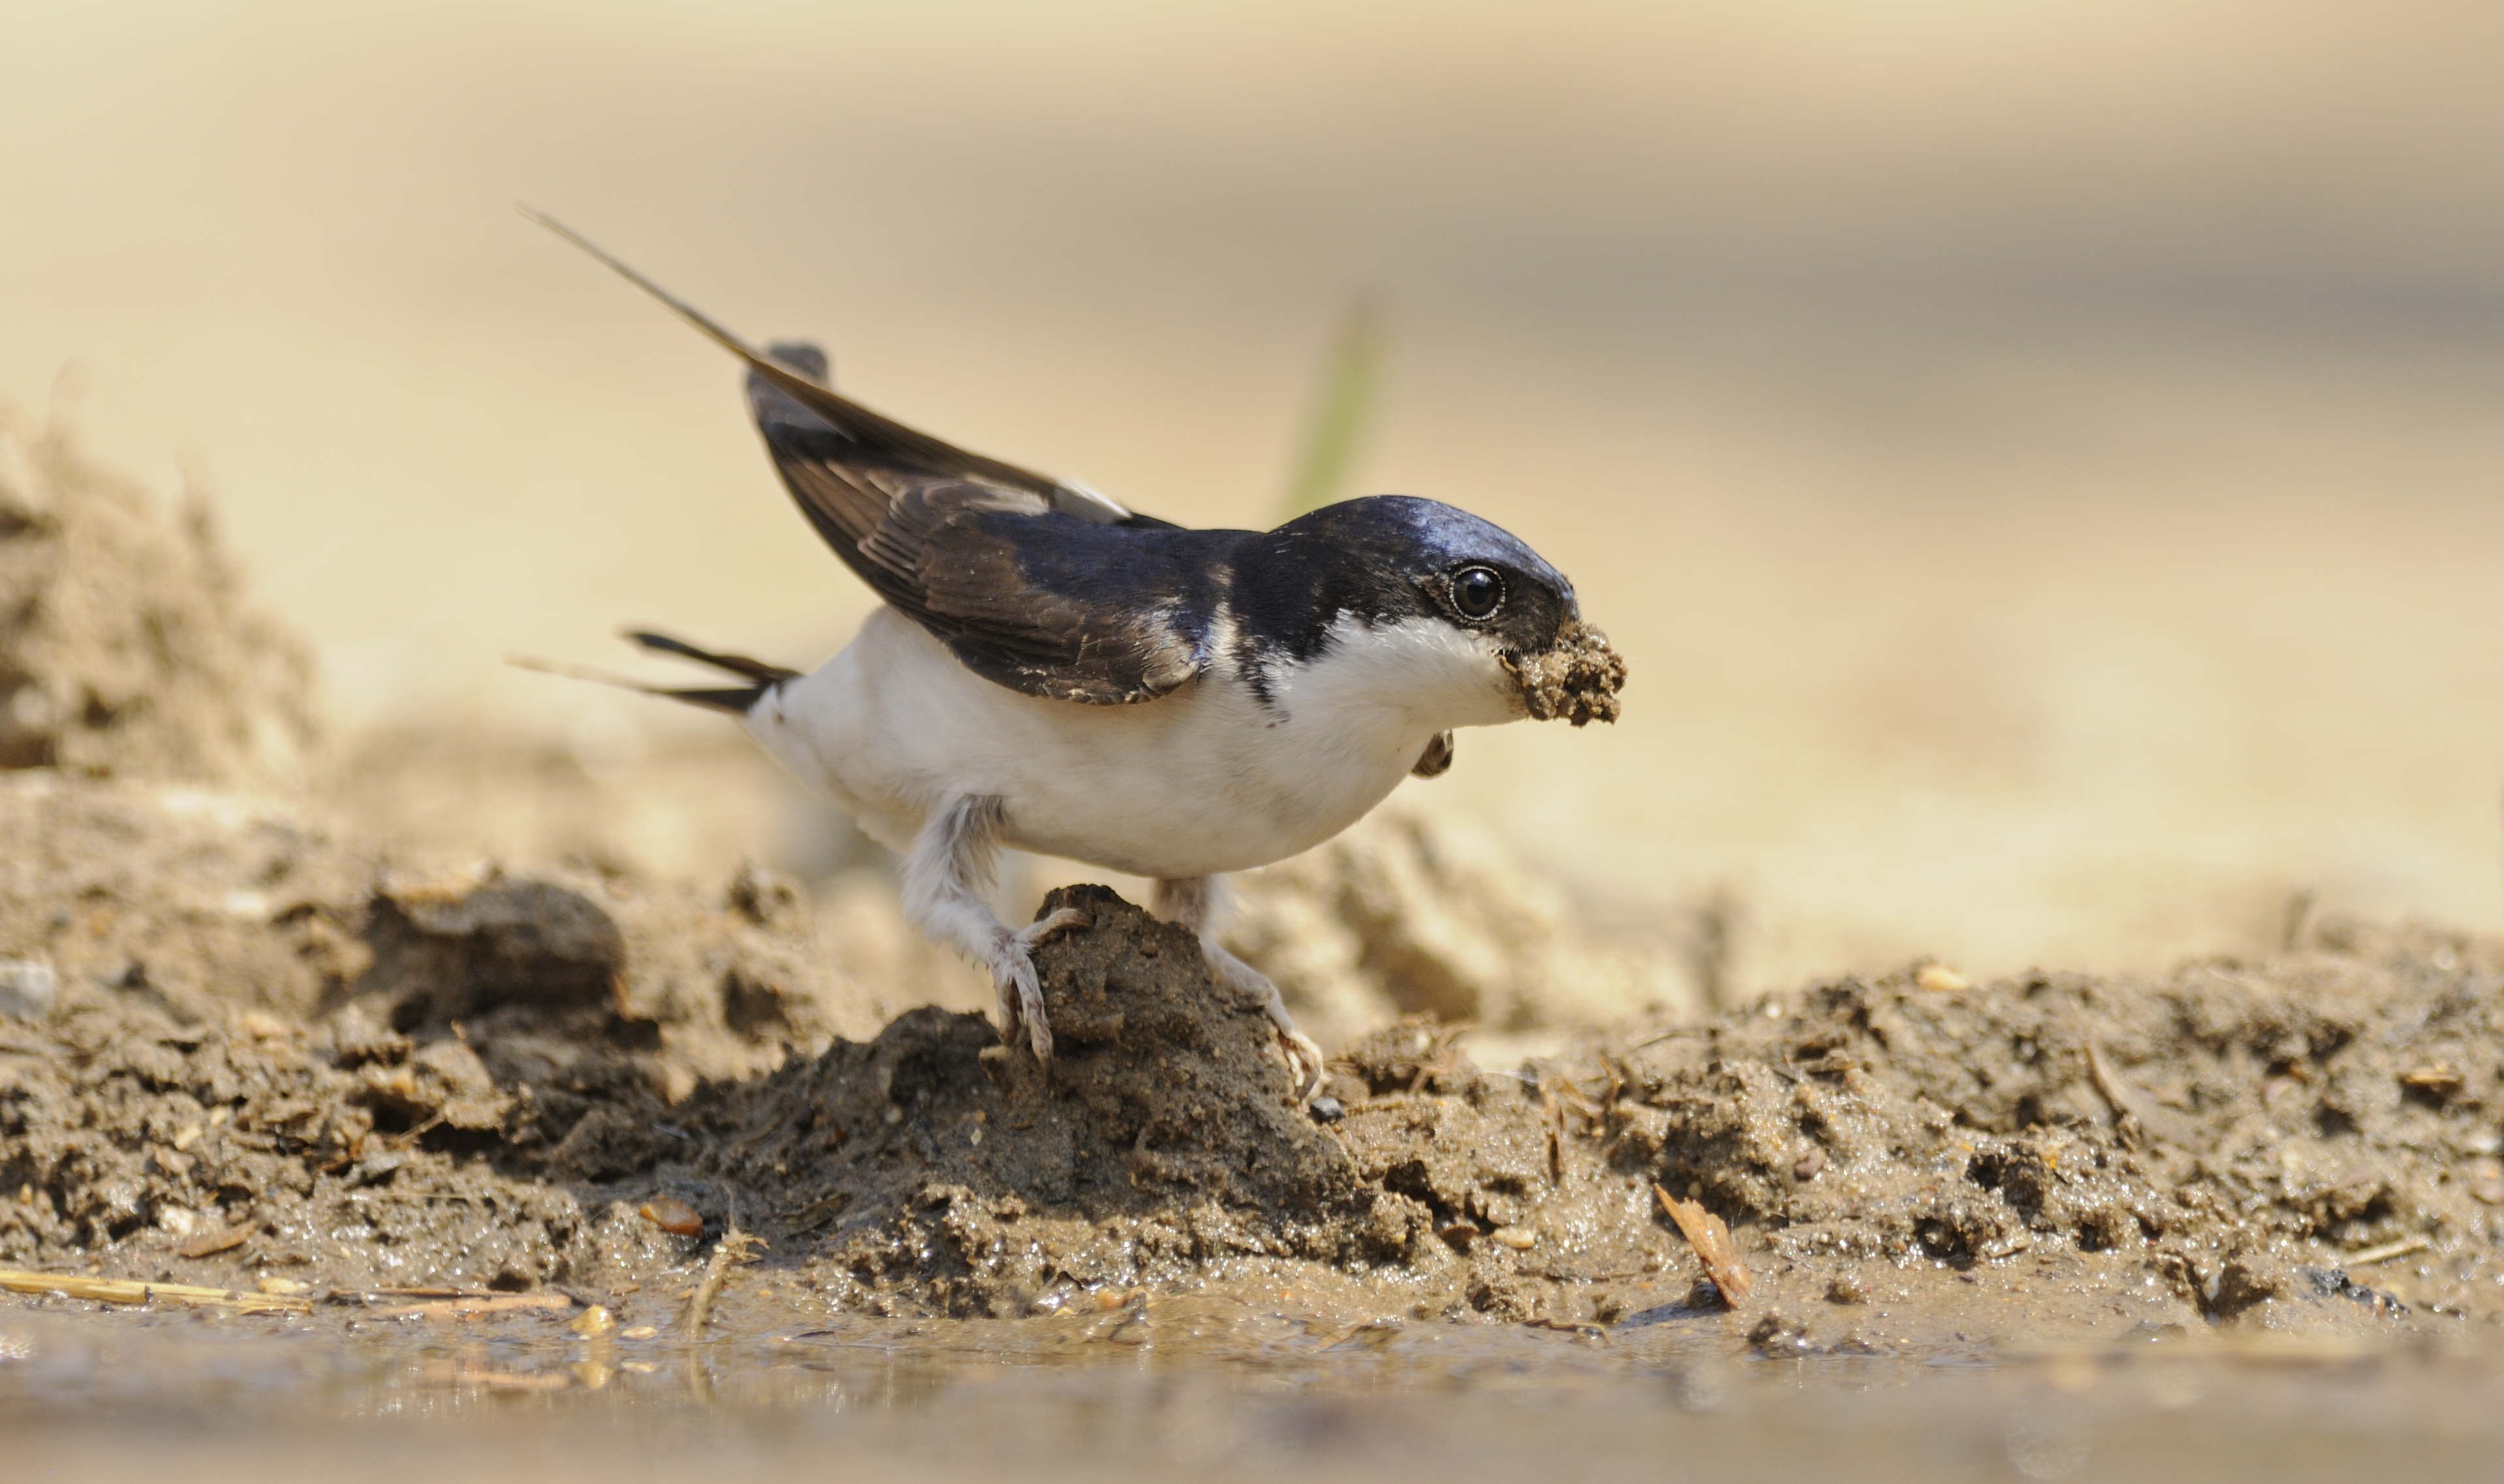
0 1268 311 1314
1651 1185 1754 1306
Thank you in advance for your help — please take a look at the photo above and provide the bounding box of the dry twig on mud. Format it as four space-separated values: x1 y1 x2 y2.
681 1227 765 1338
2343 1235 2432 1267
0 1269 312 1314
356 1293 577 1321
1537 1072 1565 1183
1652 1185 1753 1307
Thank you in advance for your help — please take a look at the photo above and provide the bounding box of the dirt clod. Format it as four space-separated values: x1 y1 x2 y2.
1504 620 1625 727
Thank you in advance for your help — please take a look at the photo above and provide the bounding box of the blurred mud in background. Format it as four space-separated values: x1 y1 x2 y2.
6 0 2504 1015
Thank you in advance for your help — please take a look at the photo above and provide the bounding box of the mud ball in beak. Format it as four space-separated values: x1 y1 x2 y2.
1505 621 1627 727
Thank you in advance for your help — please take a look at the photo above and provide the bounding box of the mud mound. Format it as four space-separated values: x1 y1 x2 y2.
0 418 317 784
592 888 1368 1316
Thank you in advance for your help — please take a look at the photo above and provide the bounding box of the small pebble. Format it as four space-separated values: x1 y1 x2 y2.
236 1008 291 1040
1826 1275 1870 1305
1307 1096 1345 1124
1915 963 1969 993
0 959 55 1021
1792 1147 1826 1181
639 1196 704 1236
569 1305 615 1337
2470 1158 2504 1205
621 1324 659 1339
257 1277 311 1297
1490 1226 1538 1251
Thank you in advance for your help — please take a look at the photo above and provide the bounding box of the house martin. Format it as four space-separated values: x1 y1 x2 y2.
524 213 1625 1097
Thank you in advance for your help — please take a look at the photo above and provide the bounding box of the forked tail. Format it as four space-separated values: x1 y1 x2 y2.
509 630 799 715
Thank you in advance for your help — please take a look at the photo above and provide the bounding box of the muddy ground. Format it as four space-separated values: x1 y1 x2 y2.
5 771 2501 1354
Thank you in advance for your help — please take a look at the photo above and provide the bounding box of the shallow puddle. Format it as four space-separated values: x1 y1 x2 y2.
7 1293 2503 1483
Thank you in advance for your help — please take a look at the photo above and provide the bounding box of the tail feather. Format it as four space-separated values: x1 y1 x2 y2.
621 629 800 683
506 652 780 716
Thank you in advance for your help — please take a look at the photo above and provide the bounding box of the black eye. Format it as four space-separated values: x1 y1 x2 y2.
1448 565 1505 621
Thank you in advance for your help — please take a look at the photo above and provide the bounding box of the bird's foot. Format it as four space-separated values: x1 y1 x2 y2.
990 907 1089 1062
1277 1025 1326 1104
1197 938 1326 1101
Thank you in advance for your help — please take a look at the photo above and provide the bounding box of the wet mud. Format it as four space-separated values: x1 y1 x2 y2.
5 772 2500 1355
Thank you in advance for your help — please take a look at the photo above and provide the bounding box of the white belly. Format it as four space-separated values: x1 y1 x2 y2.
744 607 1490 879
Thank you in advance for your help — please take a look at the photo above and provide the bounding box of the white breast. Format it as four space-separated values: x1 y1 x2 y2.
745 606 1520 880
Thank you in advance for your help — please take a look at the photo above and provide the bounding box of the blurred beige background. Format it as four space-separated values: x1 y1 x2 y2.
6 0 2503 997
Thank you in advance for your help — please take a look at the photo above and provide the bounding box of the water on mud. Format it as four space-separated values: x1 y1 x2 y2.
7 1288 2504 1483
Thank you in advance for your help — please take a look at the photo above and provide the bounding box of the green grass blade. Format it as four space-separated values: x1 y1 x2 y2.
1276 297 1387 523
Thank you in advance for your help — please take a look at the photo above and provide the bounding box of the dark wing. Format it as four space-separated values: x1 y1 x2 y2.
749 371 1214 703
521 210 1207 704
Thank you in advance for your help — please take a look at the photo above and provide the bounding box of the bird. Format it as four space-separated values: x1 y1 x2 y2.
522 213 1626 1098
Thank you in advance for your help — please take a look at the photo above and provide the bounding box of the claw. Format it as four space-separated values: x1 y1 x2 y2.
1025 906 1089 945
990 907 1091 1064
1281 1027 1326 1102
992 944 1052 1062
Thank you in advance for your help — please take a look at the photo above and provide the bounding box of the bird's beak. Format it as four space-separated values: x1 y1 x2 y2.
1500 620 1626 726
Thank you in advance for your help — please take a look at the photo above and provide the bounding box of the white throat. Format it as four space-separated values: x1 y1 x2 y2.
1256 613 1522 747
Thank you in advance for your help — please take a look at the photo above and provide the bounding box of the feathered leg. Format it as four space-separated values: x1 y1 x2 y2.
901 796 1086 1060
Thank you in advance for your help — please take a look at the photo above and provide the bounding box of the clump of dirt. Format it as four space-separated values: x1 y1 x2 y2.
0 417 317 784
1505 620 1625 726
7 780 2501 1350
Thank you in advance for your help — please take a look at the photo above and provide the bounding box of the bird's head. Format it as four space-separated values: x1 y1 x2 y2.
1244 496 1626 730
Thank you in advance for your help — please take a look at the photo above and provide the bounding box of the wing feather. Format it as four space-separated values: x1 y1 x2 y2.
753 398 1217 703
524 210 1212 703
